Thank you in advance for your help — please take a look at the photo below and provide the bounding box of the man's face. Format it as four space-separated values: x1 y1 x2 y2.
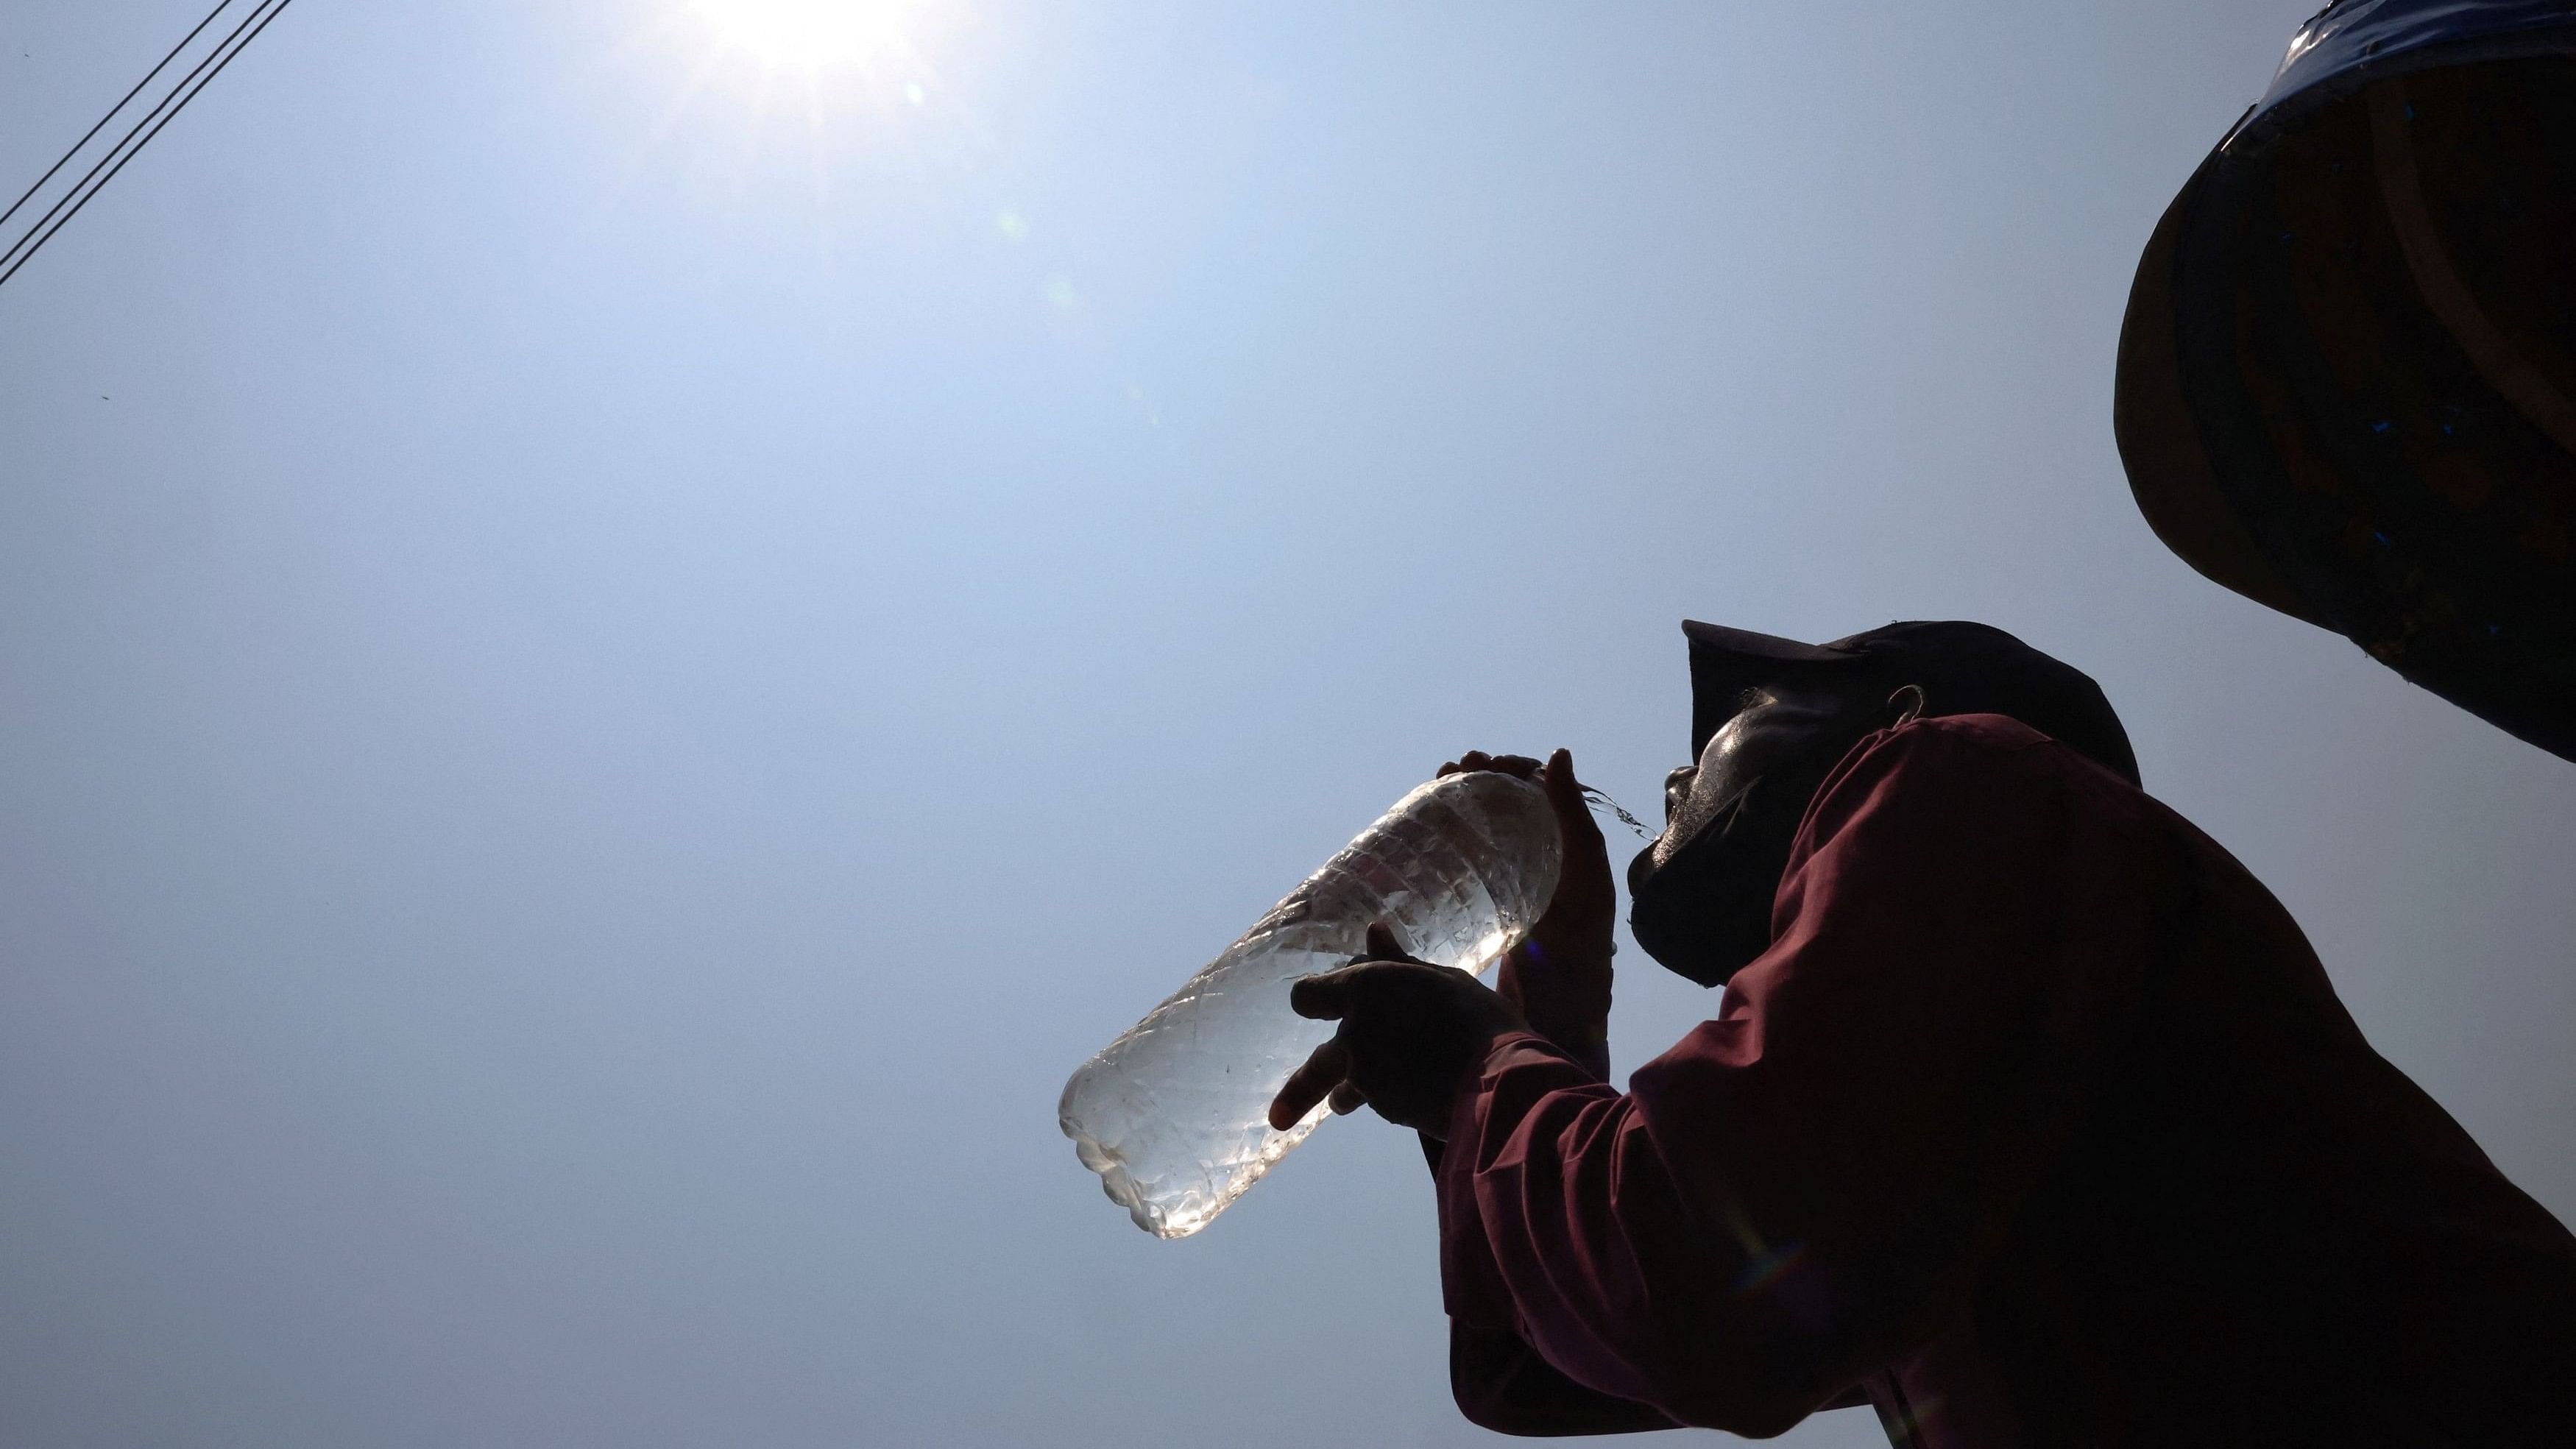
1625 677 1895 985
1647 681 1866 868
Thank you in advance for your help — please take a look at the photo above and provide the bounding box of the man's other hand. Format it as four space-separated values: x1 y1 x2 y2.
1266 924 1526 1138
1439 748 1616 1076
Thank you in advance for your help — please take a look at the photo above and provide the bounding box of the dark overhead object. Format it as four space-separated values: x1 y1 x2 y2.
2116 0 2576 760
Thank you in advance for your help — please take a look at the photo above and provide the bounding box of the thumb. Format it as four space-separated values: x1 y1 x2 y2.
1542 749 1603 845
1542 747 1582 809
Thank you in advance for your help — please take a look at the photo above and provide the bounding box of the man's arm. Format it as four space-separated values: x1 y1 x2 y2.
1434 723 2156 1433
1416 751 1664 1434
1448 1320 1684 1436
1409 1130 1684 1437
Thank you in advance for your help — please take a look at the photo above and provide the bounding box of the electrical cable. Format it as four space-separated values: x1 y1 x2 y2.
0 0 242 238
0 0 287 280
0 0 297 291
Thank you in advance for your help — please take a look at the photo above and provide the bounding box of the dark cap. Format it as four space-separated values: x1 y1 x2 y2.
1682 620 2142 785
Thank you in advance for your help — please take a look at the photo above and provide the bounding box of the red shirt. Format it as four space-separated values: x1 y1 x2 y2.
1435 715 2576 1445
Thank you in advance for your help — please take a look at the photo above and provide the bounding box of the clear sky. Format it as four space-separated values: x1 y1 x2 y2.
3 2 2569 1445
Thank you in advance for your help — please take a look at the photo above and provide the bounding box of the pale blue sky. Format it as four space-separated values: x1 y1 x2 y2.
3 3 2569 1445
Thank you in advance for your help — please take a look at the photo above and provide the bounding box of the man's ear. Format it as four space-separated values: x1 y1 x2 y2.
1883 684 1927 728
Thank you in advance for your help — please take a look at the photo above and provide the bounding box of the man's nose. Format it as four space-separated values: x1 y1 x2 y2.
1663 765 1696 819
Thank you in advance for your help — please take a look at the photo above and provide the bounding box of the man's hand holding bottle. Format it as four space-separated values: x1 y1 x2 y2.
1266 748 1618 1138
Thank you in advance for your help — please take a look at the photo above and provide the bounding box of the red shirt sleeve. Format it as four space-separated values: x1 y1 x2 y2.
1434 717 2157 1435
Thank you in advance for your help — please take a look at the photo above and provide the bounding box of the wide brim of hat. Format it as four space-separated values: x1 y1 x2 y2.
2112 162 2335 633
2113 47 2576 763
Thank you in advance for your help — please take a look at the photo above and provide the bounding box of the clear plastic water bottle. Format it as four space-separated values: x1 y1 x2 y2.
1059 771 1562 1239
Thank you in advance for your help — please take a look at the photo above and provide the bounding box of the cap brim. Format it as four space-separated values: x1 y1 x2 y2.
1681 621 1858 758
1680 620 1847 663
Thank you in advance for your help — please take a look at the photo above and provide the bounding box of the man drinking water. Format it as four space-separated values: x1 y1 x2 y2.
1270 620 2576 1445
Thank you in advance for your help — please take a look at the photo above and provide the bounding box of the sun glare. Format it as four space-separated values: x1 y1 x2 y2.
691 0 924 68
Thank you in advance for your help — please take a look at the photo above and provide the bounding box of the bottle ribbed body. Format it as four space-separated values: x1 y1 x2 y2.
1058 772 1562 1239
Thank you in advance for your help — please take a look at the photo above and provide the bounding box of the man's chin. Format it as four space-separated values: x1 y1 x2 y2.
1625 831 1774 988
1627 746 1859 987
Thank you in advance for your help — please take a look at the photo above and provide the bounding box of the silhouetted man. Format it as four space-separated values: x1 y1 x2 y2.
1270 620 2576 1446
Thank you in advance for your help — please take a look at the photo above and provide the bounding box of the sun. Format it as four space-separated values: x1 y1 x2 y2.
690 0 924 68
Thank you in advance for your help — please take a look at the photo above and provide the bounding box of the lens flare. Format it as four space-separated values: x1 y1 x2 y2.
691 0 922 67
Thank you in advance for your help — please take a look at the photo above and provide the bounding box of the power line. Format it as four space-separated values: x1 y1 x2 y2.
0 0 242 237
0 0 294 284
0 0 299 291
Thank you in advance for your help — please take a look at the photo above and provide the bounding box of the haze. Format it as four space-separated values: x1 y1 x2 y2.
4 3 2569 1445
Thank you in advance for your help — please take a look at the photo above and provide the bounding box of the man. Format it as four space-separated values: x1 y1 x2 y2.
1268 620 2576 1445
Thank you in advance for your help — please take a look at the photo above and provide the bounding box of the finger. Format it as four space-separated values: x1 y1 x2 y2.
1542 748 1609 848
1446 751 1543 781
1542 748 1594 821
1269 1039 1351 1130
1362 921 1418 963
1288 968 1356 1020
1328 1080 1366 1115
